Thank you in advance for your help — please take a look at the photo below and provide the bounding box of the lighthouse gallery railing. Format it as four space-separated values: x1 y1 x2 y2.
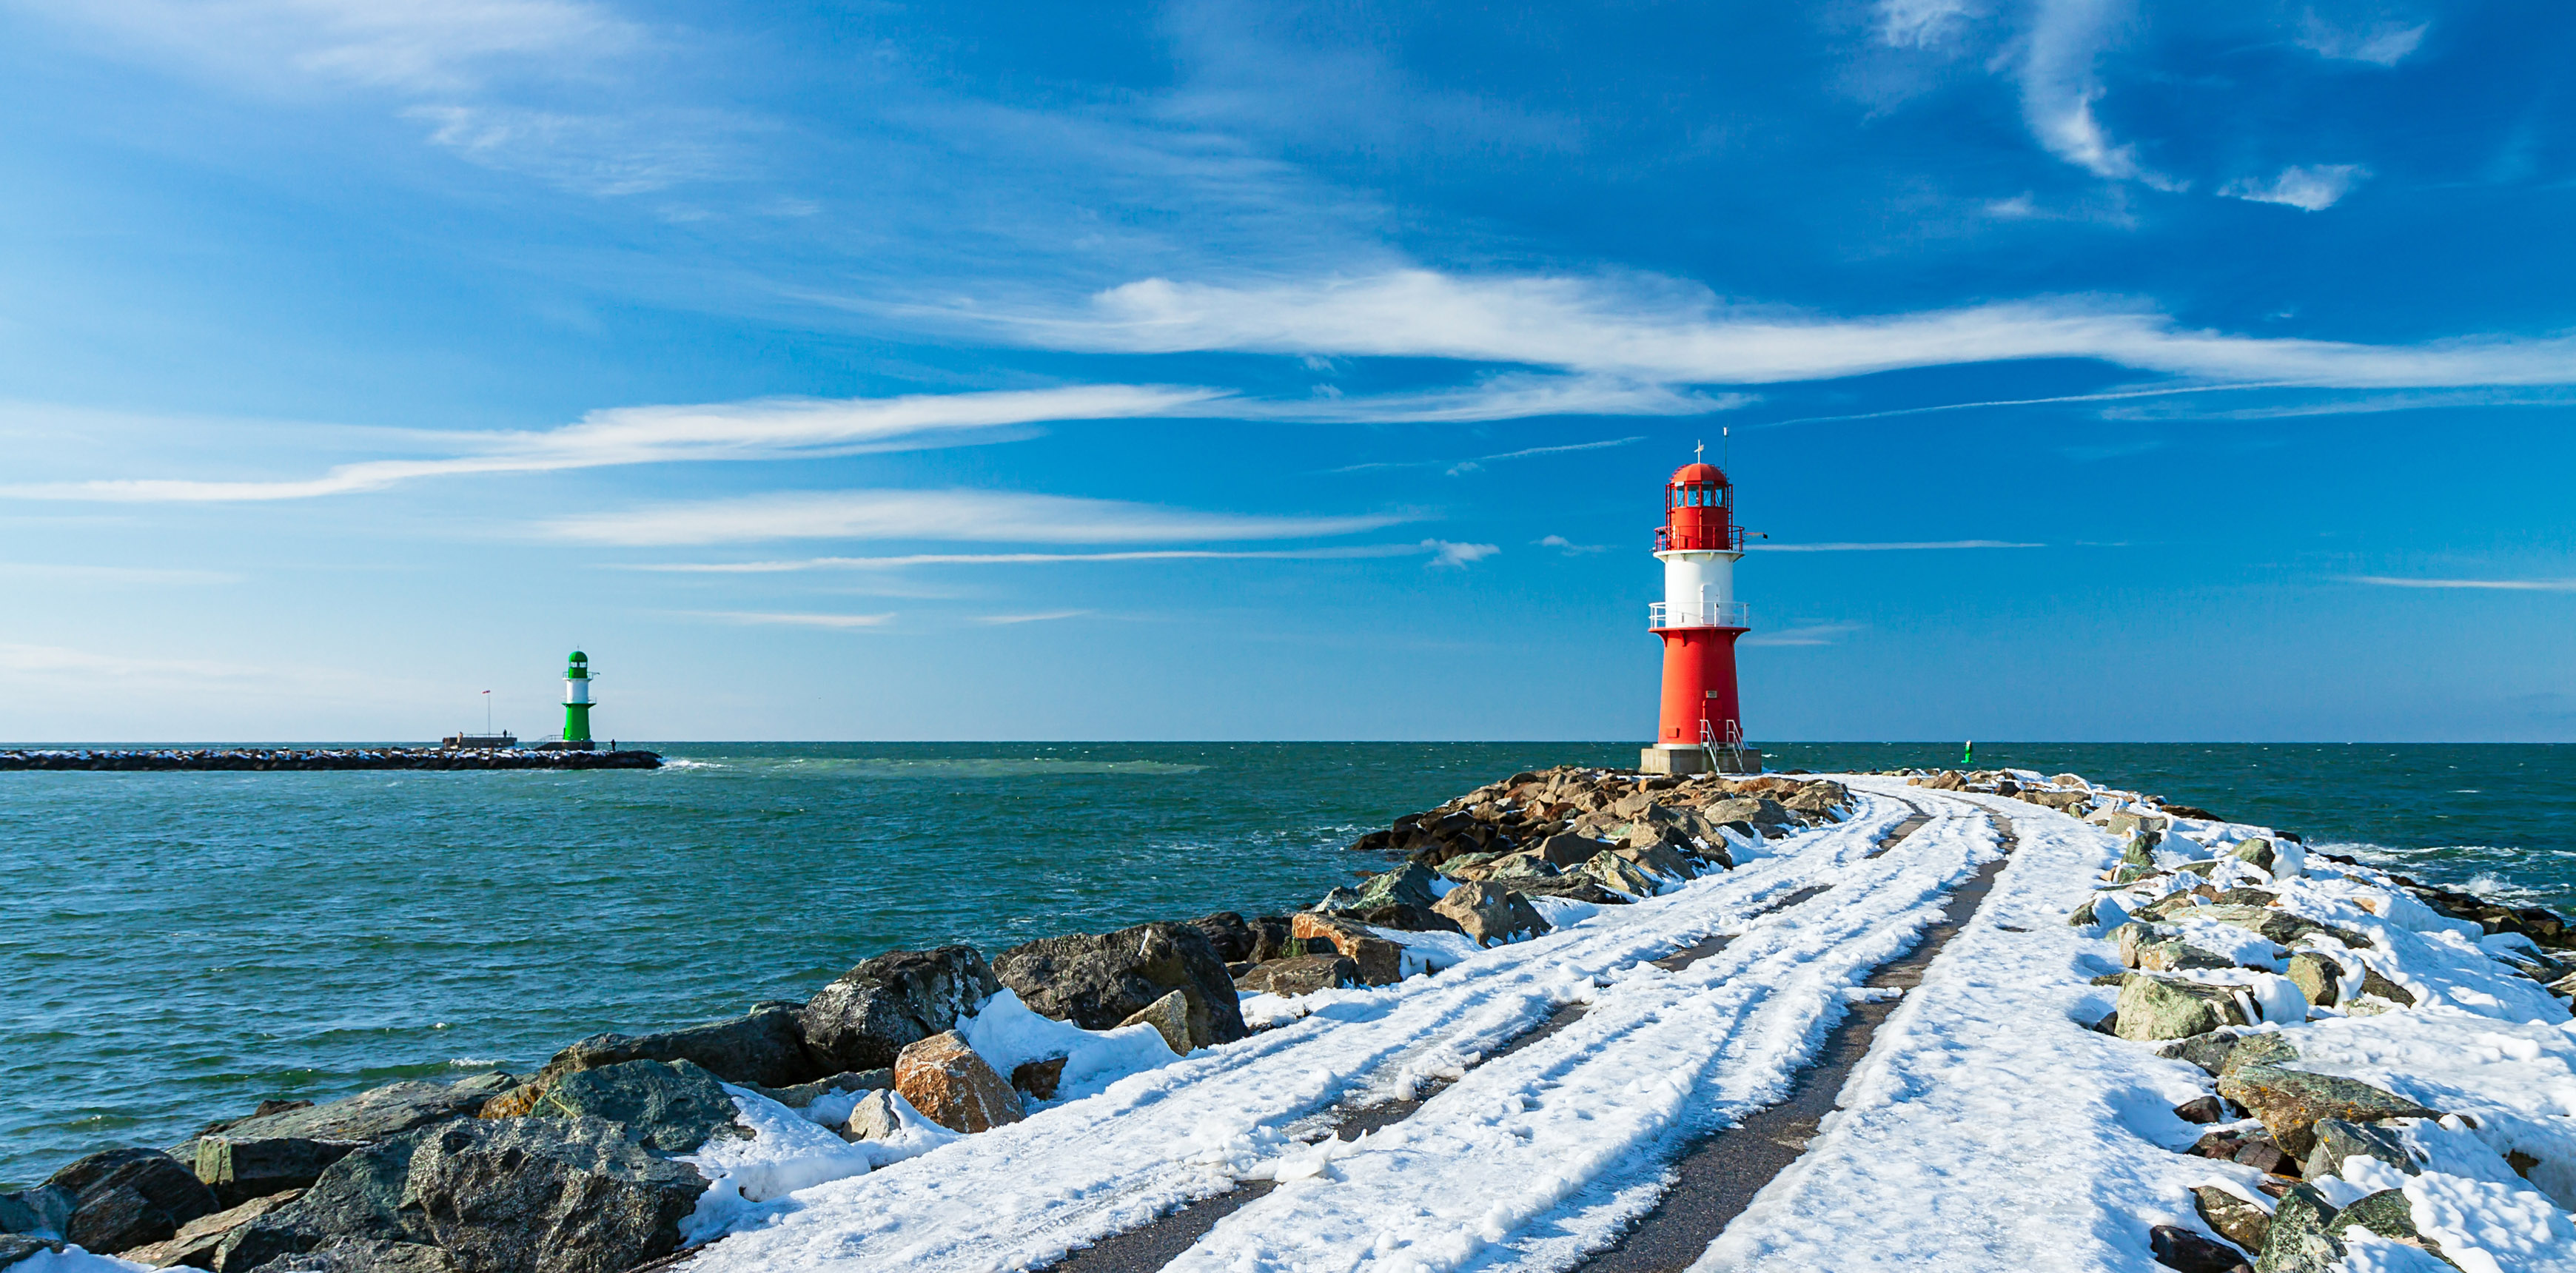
1648 600 1749 629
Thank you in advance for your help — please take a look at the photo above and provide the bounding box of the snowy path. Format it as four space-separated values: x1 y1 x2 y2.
1693 783 2201 1272
685 793 1928 1273
1155 787 2003 1273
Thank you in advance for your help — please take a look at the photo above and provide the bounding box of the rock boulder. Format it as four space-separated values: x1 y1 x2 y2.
540 1003 811 1089
1287 913 1403 987
892 1032 1024 1133
2216 1065 2441 1160
523 1060 742 1155
2114 975 2251 1041
801 945 1002 1074
1232 953 1362 997
1433 881 1549 947
996 922 1247 1046
44 1149 220 1256
406 1117 704 1273
189 1078 510 1207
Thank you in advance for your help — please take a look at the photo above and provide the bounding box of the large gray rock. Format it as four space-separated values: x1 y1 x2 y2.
995 923 1247 1046
541 1002 812 1089
2302 1118 2418 1181
406 1118 703 1273
190 1078 514 1206
2114 975 2250 1041
1348 864 1440 911
2255 1184 2344 1273
1232 953 1362 997
523 1061 742 1155
2218 1064 2443 1160
2284 953 2340 1008
2335 1189 2440 1252
43 1148 220 1255
800 945 1002 1073
214 1133 431 1272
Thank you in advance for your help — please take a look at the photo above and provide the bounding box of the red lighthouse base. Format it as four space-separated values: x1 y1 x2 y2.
1645 625 1757 773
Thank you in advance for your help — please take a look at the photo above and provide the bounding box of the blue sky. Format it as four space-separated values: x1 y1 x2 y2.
1 0 2571 742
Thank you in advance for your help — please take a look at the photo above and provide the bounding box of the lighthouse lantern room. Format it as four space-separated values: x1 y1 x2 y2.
1643 458 1759 774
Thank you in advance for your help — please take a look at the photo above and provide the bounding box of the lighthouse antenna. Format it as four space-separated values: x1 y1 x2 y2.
1723 426 1730 471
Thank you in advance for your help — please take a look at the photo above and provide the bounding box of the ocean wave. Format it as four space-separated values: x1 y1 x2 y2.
794 758 1207 778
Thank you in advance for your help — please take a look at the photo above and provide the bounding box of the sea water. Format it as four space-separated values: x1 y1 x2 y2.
1 741 2567 1186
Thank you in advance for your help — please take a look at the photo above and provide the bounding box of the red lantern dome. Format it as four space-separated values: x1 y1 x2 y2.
1658 463 1742 552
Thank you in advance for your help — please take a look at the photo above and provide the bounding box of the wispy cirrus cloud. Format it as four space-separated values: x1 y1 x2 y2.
976 610 1089 625
688 611 899 629
628 544 1448 571
2349 576 2576 591
1743 622 1867 647
546 488 1415 547
2222 164 2369 212
2296 9 2428 65
1000 270 2576 389
0 386 1215 503
14 0 637 93
1423 540 1500 568
1757 540 2046 551
3 377 1725 505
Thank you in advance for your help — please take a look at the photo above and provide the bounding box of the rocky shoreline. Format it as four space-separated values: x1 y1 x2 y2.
3 765 2569 1273
0 750 663 772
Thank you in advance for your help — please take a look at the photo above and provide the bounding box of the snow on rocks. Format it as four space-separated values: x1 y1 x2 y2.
674 793 1913 1273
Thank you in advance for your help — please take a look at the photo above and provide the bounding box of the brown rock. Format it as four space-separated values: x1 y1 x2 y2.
2216 1064 2442 1160
891 1032 1024 1134
2191 1185 2270 1256
1289 913 1403 986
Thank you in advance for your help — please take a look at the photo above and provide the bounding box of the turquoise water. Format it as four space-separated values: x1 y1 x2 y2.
3 742 2569 1188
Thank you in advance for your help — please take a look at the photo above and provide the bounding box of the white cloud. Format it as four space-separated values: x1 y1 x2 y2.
689 611 898 628
1756 540 2046 551
1 377 1731 505
546 488 1416 547
1877 0 1985 49
408 106 745 196
1018 270 2576 389
975 610 1090 625
1 386 1222 503
2297 10 2427 65
628 545 1443 571
2348 576 2576 592
20 0 634 93
2016 0 2159 184
2221 164 2368 212
1535 534 1608 555
1743 622 1867 647
1423 540 1499 568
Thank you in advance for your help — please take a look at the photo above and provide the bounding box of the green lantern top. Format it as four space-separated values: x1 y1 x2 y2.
566 651 589 677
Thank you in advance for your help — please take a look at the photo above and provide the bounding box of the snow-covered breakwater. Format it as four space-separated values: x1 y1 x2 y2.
0 748 662 771
3 766 2572 1273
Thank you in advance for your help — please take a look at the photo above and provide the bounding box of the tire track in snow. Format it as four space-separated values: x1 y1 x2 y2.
1147 793 2004 1273
678 796 1919 1273
1566 795 2016 1273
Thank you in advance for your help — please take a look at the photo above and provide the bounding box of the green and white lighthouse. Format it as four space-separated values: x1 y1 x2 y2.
561 651 595 747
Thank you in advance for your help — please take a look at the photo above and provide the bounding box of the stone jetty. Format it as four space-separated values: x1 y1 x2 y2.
3 765 2570 1273
0 748 662 772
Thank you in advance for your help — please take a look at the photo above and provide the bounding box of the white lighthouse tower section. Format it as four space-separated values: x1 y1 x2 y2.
565 672 592 708
1656 548 1745 628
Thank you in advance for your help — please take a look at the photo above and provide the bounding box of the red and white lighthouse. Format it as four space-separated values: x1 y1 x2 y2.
1643 457 1757 774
